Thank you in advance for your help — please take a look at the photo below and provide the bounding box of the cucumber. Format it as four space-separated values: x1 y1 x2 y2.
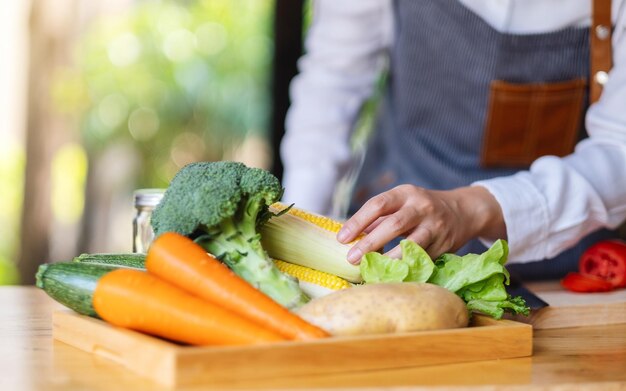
36 262 119 317
72 253 146 269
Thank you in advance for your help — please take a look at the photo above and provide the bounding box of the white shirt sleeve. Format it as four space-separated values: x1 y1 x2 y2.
280 0 392 215
474 8 626 263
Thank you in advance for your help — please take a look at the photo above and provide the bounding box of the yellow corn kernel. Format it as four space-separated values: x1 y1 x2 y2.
274 260 351 290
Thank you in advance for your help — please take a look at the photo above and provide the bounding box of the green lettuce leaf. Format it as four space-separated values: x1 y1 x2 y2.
465 295 530 319
401 239 434 283
360 251 409 283
458 274 509 302
360 239 433 284
428 239 510 293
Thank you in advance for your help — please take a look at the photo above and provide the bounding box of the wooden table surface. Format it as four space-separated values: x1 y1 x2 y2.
2 286 626 391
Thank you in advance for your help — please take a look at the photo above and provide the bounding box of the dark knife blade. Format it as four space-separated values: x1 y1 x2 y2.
507 275 549 310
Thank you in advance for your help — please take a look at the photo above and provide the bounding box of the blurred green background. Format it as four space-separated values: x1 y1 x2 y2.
0 0 287 284
63 0 275 186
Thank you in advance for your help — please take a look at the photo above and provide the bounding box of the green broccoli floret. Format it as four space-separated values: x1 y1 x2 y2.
151 161 309 309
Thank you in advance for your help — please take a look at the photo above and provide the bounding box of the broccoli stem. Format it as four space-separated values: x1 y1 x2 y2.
240 196 262 240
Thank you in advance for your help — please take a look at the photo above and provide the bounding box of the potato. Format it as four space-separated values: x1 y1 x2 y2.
296 282 469 336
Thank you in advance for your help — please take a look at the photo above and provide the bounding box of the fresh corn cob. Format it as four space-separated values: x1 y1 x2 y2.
260 203 363 283
274 259 352 299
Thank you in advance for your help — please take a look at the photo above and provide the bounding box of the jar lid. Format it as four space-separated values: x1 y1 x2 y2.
134 188 165 207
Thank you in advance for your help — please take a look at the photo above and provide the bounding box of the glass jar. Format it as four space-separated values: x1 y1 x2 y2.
132 189 165 253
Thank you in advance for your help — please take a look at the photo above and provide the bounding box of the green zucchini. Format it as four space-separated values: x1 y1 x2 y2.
36 262 118 317
72 253 146 269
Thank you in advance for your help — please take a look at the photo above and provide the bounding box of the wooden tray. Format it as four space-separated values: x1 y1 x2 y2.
53 310 532 388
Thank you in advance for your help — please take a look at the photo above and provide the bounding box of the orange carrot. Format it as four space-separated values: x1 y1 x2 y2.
93 269 285 346
145 232 329 340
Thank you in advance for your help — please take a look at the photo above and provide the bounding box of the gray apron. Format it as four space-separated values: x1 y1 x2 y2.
350 0 616 280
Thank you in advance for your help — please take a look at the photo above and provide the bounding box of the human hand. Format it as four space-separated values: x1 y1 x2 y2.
337 185 506 264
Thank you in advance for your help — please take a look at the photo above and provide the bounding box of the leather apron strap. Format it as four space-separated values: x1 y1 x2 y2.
590 0 613 103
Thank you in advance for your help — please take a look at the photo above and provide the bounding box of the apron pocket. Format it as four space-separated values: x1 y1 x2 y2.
481 78 586 168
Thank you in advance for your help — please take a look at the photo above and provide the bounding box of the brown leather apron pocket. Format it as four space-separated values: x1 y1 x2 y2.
481 78 586 168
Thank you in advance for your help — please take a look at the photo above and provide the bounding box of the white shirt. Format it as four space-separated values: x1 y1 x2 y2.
281 0 626 263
